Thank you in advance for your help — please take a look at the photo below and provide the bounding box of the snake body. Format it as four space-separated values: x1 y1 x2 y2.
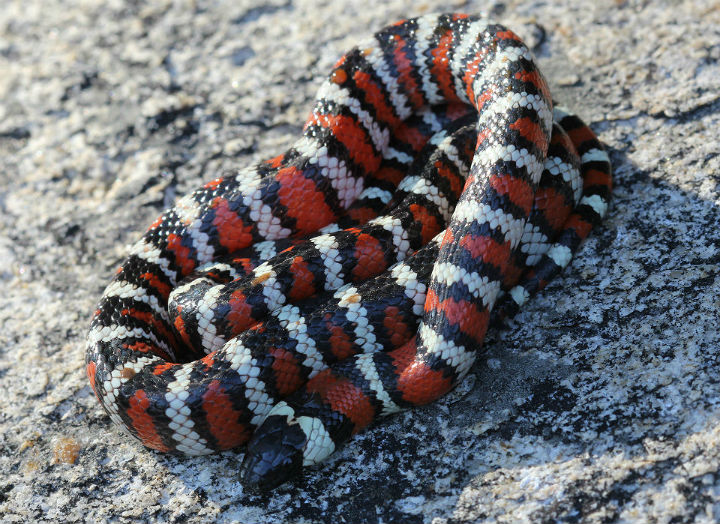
86 13 612 490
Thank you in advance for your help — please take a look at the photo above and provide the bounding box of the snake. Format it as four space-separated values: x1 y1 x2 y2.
85 13 612 491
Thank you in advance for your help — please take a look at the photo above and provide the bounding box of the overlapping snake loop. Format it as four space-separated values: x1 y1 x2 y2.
86 13 611 490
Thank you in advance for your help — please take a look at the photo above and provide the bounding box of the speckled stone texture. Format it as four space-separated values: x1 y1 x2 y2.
0 0 718 522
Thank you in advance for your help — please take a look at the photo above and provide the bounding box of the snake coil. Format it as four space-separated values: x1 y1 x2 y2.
86 13 611 490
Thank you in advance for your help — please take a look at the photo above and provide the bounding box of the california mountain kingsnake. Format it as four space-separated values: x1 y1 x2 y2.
85 13 612 490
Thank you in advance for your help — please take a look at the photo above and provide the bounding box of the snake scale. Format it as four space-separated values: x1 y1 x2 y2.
86 13 612 490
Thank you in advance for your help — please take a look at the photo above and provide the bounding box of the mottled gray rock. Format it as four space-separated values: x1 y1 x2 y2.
1 0 719 522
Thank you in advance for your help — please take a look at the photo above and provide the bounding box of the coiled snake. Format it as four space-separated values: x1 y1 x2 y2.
86 13 612 490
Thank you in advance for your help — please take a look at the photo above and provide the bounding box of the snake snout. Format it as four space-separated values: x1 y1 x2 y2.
240 411 307 491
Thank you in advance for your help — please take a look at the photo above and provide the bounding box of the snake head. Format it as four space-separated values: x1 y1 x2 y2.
240 408 306 491
240 395 345 491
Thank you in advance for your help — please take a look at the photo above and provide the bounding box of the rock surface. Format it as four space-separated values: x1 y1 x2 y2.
1 0 719 522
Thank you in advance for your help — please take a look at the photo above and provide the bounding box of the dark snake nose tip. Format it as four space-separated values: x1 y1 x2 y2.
239 414 307 492
238 453 278 493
